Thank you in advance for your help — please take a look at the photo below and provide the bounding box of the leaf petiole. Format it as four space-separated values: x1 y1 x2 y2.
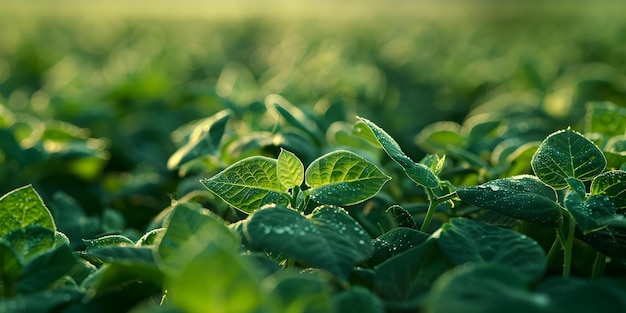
420 188 457 232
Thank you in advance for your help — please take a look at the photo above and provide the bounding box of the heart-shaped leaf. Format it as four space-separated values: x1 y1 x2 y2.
277 148 304 190
0 185 55 237
201 156 290 212
245 204 372 280
305 150 390 206
531 128 606 189
565 192 616 234
457 175 562 227
591 170 626 210
356 117 439 188
438 218 546 282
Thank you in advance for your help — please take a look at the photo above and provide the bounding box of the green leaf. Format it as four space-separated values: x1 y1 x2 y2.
80 246 156 265
15 244 78 294
531 128 606 189
591 170 626 209
420 154 446 176
83 235 135 250
200 156 290 213
564 192 616 234
0 185 55 237
3 226 56 263
368 227 430 266
333 286 384 313
0 239 22 298
386 205 417 229
167 109 231 170
438 218 546 282
266 94 325 145
167 245 275 313
0 287 83 313
82 261 163 296
585 101 626 138
415 121 466 152
426 264 546 313
157 203 239 272
271 271 333 313
356 117 439 188
566 177 587 199
305 150 390 206
456 175 563 227
374 240 450 301
277 148 304 190
135 228 165 247
245 204 373 281
580 224 626 263
538 277 626 312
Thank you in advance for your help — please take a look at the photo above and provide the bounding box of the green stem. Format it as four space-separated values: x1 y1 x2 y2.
420 189 457 232
562 212 576 278
591 251 606 279
545 235 561 269
291 186 301 210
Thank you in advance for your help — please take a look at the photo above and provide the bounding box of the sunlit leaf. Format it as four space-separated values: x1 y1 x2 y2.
585 102 626 138
157 203 240 272
591 170 626 209
201 156 290 212
356 117 439 188
167 245 276 313
83 235 135 250
305 150 390 206
531 128 606 189
277 148 304 190
167 109 231 170
0 185 55 237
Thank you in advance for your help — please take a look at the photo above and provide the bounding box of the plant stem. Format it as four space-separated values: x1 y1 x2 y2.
291 185 301 209
562 212 576 278
420 188 457 232
545 236 561 268
591 251 606 279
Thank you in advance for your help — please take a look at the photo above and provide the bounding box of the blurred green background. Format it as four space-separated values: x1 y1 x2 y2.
1 0 625 233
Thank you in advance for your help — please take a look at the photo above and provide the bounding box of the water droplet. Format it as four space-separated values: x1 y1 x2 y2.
358 240 365 245
489 185 500 192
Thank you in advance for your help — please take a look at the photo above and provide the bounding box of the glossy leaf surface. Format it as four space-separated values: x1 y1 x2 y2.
201 156 290 212
457 175 562 227
438 218 546 282
305 150 390 206
356 117 439 188
246 204 372 280
531 128 606 189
